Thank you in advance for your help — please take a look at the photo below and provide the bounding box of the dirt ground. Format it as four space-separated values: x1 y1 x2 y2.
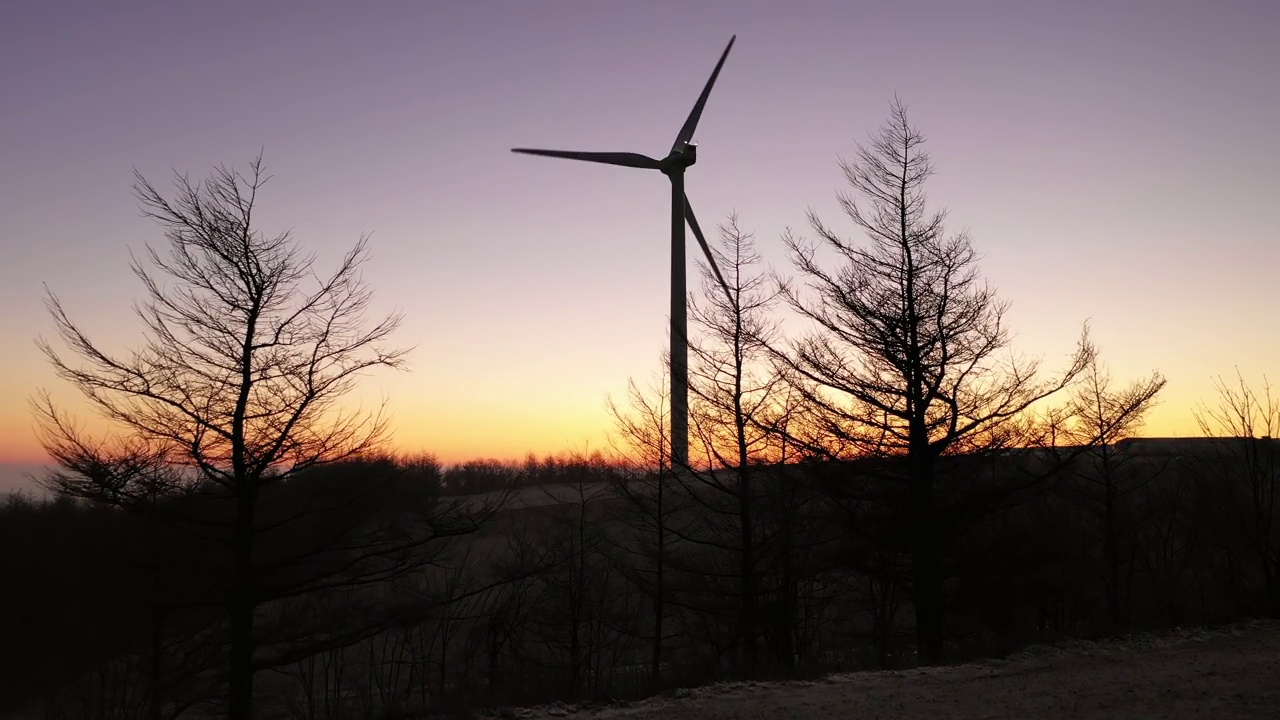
514 620 1280 720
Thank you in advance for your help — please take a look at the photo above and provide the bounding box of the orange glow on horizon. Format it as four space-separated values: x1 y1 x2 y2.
0 393 1237 469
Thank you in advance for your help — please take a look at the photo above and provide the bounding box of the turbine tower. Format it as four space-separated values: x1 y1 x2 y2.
512 36 737 473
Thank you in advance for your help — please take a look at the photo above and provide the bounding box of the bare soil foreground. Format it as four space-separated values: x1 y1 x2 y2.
512 621 1280 720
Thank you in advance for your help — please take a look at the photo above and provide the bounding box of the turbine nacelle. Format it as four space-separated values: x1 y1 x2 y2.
660 142 697 175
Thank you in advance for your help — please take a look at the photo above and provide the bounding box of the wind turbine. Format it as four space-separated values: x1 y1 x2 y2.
511 36 737 473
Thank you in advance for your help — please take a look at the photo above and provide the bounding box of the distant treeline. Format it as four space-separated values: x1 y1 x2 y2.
431 452 635 496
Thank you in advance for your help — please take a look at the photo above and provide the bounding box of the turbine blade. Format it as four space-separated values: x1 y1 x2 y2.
671 35 736 153
511 148 662 169
684 195 734 305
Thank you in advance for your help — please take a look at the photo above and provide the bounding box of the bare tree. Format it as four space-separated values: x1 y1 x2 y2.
687 215 787 676
1059 356 1166 626
35 155 409 719
774 99 1094 662
607 372 673 691
1194 372 1280 612
529 458 619 700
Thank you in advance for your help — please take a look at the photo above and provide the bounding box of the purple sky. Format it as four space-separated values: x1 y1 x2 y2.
2 0 1277 479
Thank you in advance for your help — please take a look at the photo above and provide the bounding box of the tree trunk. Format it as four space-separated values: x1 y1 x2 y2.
737 468 756 678
1100 445 1125 628
1105 485 1122 626
228 488 257 720
738 549 756 676
651 465 666 693
909 467 944 665
227 594 255 720
733 325 757 679
148 604 165 720
779 494 796 674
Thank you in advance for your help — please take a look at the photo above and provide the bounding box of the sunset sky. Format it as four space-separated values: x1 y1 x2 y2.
2 0 1277 489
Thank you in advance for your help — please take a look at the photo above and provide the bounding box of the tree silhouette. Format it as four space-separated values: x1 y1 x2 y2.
1058 356 1166 626
687 214 787 676
773 100 1094 663
35 155 409 719
1194 373 1280 613
607 371 673 691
